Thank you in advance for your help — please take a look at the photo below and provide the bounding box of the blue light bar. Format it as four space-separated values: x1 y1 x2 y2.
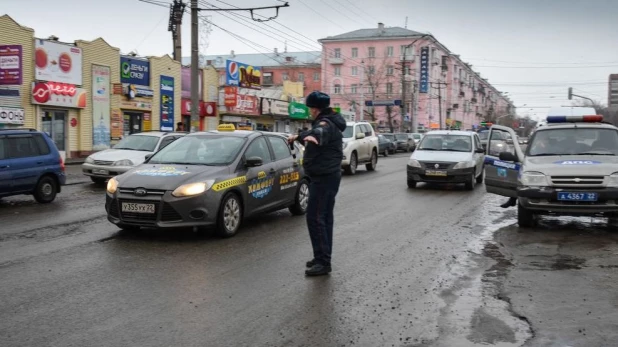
546 115 603 123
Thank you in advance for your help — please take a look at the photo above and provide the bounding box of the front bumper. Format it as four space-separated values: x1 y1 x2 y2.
82 163 133 178
106 189 220 228
407 165 475 184
518 186 618 215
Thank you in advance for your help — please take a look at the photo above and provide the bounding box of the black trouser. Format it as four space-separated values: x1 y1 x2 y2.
306 171 341 266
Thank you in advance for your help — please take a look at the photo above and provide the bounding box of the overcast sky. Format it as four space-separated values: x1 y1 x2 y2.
5 0 618 120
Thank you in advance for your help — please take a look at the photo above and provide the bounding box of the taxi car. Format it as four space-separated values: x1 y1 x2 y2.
407 130 485 190
485 115 618 227
105 124 309 237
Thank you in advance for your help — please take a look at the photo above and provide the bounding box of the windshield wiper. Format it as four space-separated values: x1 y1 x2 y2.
577 152 616 156
442 149 470 152
529 153 563 157
419 148 440 151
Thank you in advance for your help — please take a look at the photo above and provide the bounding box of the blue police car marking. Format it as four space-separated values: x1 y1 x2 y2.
497 168 508 178
484 157 521 170
553 160 602 165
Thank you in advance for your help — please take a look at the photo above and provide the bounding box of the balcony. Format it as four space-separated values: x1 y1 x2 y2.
329 57 344 65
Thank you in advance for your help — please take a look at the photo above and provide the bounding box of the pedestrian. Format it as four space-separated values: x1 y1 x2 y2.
288 91 347 276
176 122 185 132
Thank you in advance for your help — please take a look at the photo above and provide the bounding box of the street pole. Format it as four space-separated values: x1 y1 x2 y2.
438 83 442 129
401 50 407 127
412 81 418 132
359 60 365 121
190 0 199 132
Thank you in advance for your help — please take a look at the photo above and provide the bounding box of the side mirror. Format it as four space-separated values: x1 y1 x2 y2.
355 132 365 139
475 148 485 153
499 151 517 162
245 156 263 167
145 154 153 161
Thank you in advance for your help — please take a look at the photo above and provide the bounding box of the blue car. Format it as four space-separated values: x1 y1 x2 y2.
0 128 66 203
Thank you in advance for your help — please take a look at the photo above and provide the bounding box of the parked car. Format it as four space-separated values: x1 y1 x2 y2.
406 130 485 190
341 122 380 175
0 128 66 203
378 134 396 157
381 133 397 154
409 133 423 146
394 133 415 152
82 131 186 184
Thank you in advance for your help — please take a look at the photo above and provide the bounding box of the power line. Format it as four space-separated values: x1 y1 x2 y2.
343 0 377 23
296 0 346 30
473 64 618 69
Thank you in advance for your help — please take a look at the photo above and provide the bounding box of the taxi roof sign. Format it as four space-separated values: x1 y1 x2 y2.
546 115 603 123
217 124 236 131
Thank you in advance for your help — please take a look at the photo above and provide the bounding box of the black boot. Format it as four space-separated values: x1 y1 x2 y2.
306 259 316 268
305 264 332 276
501 197 517 208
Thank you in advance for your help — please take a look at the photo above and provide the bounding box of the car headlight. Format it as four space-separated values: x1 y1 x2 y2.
407 159 421 168
172 180 214 197
113 159 134 166
453 160 475 169
520 172 548 186
107 177 118 194
85 156 94 164
607 173 618 187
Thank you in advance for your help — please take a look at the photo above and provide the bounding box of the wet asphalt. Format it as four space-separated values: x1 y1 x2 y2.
0 154 617 347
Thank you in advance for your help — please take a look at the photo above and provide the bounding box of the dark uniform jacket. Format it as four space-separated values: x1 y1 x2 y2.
297 108 347 177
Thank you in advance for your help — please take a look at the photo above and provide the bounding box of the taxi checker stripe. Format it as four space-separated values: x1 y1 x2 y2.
211 176 247 192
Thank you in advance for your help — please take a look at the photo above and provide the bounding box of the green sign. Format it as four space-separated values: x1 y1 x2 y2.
288 102 309 120
333 107 341 113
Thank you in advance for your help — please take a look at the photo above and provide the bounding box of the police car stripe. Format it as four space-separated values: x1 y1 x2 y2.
211 176 247 192
484 157 521 170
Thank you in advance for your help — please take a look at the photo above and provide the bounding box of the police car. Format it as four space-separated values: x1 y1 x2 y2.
485 115 618 227
105 124 309 237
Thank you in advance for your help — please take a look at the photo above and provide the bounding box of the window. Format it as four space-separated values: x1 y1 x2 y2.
367 66 375 75
334 67 341 76
351 66 358 76
267 136 291 161
244 136 272 163
334 84 342 94
528 128 618 157
360 124 373 137
386 65 394 75
7 135 41 158
354 125 362 136
400 45 413 57
282 72 289 81
474 135 482 150
33 134 50 155
386 83 393 95
158 136 177 150
368 47 375 58
313 72 320 81
0 137 6 160
351 47 358 58
351 84 358 94
334 48 341 58
386 46 394 57
113 135 159 152
418 134 472 152
263 72 273 85
343 125 353 138
298 72 304 82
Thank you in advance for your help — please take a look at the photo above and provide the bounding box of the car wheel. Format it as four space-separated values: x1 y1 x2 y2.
464 173 475 190
33 176 58 203
383 149 389 157
476 167 484 184
289 179 309 215
407 180 417 188
517 203 535 228
344 152 358 175
366 150 378 171
216 192 243 238
91 177 107 185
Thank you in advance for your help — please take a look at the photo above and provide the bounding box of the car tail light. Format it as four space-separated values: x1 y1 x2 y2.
60 157 65 172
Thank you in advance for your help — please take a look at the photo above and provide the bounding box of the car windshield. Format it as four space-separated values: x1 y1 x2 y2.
412 134 421 139
528 128 618 156
342 126 354 138
477 132 489 140
148 135 247 165
395 134 408 140
113 135 159 152
418 134 472 152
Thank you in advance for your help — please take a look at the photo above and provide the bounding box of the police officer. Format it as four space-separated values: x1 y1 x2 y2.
288 91 347 276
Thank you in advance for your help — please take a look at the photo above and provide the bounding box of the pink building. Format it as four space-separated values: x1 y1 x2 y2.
319 23 513 132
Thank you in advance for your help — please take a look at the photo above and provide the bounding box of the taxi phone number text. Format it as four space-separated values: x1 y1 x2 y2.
279 172 300 185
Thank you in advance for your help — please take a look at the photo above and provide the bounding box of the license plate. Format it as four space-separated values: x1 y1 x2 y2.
425 170 447 176
93 169 109 175
121 203 155 214
557 192 598 202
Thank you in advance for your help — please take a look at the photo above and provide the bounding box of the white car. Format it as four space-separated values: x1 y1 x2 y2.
341 121 380 175
82 132 185 184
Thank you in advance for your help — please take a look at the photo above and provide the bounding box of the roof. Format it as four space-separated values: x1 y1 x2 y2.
424 130 475 136
182 51 322 68
319 26 425 42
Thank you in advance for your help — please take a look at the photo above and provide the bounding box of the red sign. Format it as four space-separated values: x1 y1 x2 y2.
31 82 87 108
224 86 237 107
203 102 216 117
181 100 218 117
226 94 259 116
70 118 77 127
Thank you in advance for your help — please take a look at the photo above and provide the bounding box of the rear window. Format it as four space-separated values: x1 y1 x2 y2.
33 134 51 155
7 135 41 158
395 134 408 140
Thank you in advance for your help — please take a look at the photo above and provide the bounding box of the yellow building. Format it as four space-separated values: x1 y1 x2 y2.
149 55 181 131
202 65 220 130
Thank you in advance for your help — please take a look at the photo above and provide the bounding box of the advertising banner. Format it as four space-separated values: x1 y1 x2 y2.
0 45 22 85
160 75 175 131
111 108 123 140
180 99 216 117
31 82 87 108
225 60 261 89
35 39 83 85
181 66 202 99
226 94 259 116
120 56 150 86
92 65 111 150
419 47 429 93
224 86 237 106
123 84 154 98
288 102 309 120
0 106 25 125
260 98 289 117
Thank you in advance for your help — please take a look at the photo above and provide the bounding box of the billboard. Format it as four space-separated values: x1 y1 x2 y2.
419 47 429 93
225 59 261 89
226 94 259 116
92 65 111 150
31 82 87 108
35 39 83 85
260 98 289 117
0 45 22 85
181 66 202 99
120 56 150 86
160 75 175 131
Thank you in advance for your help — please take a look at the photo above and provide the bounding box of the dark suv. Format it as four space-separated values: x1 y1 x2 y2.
0 128 66 203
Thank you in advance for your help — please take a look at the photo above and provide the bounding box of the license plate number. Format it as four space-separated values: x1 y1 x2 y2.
557 192 598 202
121 203 155 214
425 170 447 176
93 169 109 175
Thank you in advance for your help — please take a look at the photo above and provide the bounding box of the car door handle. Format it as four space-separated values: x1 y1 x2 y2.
37 161 44 165
0 165 9 169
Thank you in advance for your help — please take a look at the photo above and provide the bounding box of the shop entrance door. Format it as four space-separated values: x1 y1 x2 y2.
182 115 190 132
41 110 66 151
123 112 143 135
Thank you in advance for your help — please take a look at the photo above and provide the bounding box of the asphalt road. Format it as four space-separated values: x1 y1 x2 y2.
1 154 616 347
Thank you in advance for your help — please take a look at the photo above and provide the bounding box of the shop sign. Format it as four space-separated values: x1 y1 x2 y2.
124 84 154 98
112 83 123 95
110 108 123 140
35 39 83 85
181 98 205 116
419 47 429 93
0 86 20 108
225 60 261 89
181 66 202 99
31 82 87 108
224 86 237 106
92 65 111 150
288 102 309 120
204 102 216 117
260 98 289 117
120 100 152 111
120 56 150 86
0 45 22 85
160 75 175 131
0 106 25 125
226 94 259 116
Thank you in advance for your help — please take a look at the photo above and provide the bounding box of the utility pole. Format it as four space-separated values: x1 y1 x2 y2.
168 0 186 62
360 60 365 121
431 81 448 129
190 0 199 131
411 80 418 132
